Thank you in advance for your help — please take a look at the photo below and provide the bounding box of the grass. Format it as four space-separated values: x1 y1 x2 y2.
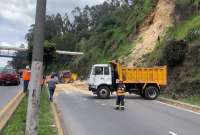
38 88 57 135
180 96 200 106
173 15 200 39
1 87 57 135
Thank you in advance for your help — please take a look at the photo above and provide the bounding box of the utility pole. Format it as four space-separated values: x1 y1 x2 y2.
25 0 46 134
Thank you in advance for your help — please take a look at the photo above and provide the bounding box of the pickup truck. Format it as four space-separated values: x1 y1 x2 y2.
87 61 167 100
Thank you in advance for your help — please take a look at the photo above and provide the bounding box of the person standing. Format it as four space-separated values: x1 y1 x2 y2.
48 75 57 102
116 80 126 110
22 66 31 95
41 75 46 90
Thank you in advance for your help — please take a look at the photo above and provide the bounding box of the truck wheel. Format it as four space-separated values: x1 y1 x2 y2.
97 86 110 99
144 86 159 100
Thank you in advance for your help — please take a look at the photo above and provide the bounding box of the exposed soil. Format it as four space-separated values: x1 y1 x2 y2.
124 0 175 66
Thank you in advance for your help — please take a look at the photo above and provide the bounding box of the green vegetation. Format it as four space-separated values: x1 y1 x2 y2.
38 88 57 135
172 15 200 40
181 96 200 106
144 4 200 99
1 88 57 135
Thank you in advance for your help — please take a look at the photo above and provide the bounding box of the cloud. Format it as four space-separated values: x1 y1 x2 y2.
0 0 106 66
0 0 106 45
47 0 106 15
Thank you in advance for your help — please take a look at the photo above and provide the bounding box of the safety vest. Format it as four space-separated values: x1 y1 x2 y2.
22 69 30 81
116 89 125 96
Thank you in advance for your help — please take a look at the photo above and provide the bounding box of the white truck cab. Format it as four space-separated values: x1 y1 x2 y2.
87 64 113 98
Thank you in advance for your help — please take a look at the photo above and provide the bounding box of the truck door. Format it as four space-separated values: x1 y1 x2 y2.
103 66 112 85
93 66 105 86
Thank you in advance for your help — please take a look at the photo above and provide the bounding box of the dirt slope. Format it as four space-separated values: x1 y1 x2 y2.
124 0 175 66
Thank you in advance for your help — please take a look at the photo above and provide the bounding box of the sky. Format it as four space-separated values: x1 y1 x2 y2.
0 0 105 67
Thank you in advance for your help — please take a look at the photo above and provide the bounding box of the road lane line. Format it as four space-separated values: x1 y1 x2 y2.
169 131 177 135
156 101 200 115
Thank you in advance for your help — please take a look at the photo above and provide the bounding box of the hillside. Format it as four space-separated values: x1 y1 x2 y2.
141 0 200 99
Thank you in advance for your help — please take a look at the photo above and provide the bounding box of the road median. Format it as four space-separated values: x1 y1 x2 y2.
0 90 25 131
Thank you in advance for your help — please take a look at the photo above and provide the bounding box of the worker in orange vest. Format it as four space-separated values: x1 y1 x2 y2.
22 66 31 94
116 80 126 110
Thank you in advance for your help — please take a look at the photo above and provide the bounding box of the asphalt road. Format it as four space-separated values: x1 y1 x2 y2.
0 83 22 110
55 88 200 135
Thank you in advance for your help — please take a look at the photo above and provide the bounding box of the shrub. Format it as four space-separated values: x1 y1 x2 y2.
185 25 200 42
160 39 188 67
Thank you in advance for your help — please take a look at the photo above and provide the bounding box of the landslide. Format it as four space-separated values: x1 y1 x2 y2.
124 0 175 66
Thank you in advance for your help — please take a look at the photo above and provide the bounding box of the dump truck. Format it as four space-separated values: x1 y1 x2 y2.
63 71 78 83
87 61 167 99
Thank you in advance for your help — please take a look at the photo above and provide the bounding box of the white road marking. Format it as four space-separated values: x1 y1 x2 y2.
156 101 200 115
101 103 105 106
169 131 177 135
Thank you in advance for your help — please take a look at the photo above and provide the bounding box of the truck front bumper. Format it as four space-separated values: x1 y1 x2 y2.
88 85 97 94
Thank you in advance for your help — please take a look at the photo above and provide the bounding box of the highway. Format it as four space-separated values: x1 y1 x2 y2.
55 85 200 135
0 84 22 110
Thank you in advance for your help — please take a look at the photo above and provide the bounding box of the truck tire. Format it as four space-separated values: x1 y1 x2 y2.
144 86 159 100
97 86 110 99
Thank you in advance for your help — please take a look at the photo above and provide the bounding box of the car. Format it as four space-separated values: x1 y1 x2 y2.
0 69 20 85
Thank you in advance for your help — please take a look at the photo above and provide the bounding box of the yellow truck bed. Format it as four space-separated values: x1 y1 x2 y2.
114 63 167 86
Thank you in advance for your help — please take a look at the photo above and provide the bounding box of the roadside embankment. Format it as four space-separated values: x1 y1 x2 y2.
158 97 200 113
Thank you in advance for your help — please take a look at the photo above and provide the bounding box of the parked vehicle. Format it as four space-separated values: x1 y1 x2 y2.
63 71 78 83
87 61 167 99
0 69 20 85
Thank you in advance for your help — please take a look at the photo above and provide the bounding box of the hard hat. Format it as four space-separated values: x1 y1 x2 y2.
26 66 30 69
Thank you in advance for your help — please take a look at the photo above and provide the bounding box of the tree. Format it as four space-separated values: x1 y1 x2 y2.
11 51 28 70
27 41 56 72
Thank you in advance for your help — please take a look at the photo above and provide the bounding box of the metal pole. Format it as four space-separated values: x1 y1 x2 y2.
25 0 46 134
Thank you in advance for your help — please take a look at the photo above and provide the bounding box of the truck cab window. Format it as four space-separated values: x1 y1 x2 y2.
94 67 103 75
104 67 109 75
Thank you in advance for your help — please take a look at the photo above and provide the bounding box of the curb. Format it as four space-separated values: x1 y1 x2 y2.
157 97 200 113
0 91 25 131
51 102 64 135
